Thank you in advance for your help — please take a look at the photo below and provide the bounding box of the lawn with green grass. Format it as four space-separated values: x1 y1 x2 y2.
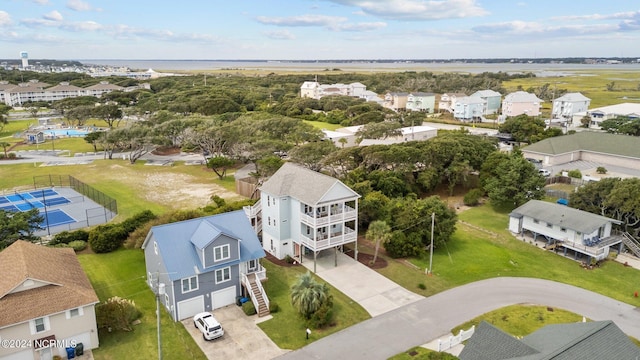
372 204 640 309
78 250 206 360
303 120 341 131
258 260 370 350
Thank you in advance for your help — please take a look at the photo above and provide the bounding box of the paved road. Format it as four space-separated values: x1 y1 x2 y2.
278 277 640 360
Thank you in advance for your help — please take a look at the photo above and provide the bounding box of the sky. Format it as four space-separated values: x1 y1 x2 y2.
1 0 639 61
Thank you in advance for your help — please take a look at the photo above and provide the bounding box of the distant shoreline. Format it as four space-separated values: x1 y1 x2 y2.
78 59 640 75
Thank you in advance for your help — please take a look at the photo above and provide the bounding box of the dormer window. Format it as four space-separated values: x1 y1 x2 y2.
214 244 230 262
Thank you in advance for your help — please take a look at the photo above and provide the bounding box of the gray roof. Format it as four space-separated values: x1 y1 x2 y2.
409 92 435 97
260 162 360 205
554 92 590 102
457 96 485 105
522 132 640 159
504 91 542 103
510 200 620 234
459 322 538 360
146 210 265 280
460 320 640 360
473 89 502 98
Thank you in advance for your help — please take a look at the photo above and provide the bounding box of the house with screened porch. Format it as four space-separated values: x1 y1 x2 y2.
244 163 360 272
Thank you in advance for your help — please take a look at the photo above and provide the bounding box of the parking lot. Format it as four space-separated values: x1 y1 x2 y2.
181 305 288 360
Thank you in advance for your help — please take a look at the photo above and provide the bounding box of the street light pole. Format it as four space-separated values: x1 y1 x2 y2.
428 212 435 275
155 273 164 360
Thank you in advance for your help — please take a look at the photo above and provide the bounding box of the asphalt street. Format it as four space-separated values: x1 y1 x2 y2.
278 277 640 360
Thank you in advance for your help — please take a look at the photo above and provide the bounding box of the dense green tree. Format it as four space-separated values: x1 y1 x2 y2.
65 105 94 127
288 141 336 171
0 209 44 249
483 153 546 208
388 195 457 248
93 104 123 128
84 131 104 151
600 116 640 136
498 115 547 143
355 121 402 142
0 104 12 132
359 191 390 228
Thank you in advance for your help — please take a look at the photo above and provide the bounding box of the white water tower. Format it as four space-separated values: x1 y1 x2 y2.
20 51 29 68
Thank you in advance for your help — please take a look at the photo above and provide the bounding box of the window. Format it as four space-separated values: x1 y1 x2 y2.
31 317 49 334
561 228 566 232
268 217 271 226
546 222 553 228
154 241 158 255
164 294 170 310
181 276 198 293
248 259 258 271
214 244 230 262
215 267 231 283
533 219 539 224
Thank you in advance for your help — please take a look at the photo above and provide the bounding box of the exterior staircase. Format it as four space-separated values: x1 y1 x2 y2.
246 273 270 317
621 232 640 258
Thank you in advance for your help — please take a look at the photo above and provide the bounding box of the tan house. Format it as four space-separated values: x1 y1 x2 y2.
0 241 99 360
502 91 542 117
384 92 409 111
438 93 466 113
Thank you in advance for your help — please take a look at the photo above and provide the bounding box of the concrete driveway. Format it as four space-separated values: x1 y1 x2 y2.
181 305 288 360
300 250 423 317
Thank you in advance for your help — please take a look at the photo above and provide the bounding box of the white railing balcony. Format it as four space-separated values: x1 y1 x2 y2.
300 205 357 227
243 199 261 217
298 227 357 251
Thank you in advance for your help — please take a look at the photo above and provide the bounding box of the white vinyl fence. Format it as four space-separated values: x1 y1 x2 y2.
437 325 475 352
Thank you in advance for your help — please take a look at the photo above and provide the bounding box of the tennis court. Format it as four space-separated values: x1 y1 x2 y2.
0 189 71 213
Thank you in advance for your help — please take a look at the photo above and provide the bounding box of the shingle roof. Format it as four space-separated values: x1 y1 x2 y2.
459 321 538 360
85 82 124 91
510 200 619 235
260 162 360 205
473 89 502 98
457 96 485 105
146 210 265 281
554 92 590 102
46 83 84 92
460 320 640 360
0 241 99 328
522 132 640 159
504 91 542 103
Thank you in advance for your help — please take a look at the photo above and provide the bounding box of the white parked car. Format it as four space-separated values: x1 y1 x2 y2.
539 169 551 177
193 312 224 340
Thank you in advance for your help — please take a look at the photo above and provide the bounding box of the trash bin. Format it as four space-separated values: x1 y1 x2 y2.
75 342 84 356
235 296 242 306
240 297 249 304
66 347 75 359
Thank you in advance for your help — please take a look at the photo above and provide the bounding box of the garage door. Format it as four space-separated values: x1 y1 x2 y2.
211 286 236 310
62 331 92 350
1 348 34 360
177 295 204 320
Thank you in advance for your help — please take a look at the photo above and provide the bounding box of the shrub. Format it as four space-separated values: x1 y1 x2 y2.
269 301 279 313
0 153 4 159
418 283 427 290
89 223 128 253
285 255 295 264
242 301 256 316
384 231 422 258
463 188 484 206
211 195 226 208
50 230 89 245
96 296 141 331
68 240 87 252
596 166 607 174
120 210 156 234
567 169 582 179
308 295 334 329
7 152 16 159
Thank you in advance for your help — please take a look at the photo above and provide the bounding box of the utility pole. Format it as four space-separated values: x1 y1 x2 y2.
428 212 435 275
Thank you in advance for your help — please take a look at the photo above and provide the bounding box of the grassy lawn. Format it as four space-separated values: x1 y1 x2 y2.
303 120 341 131
78 250 206 360
371 204 640 308
258 259 370 350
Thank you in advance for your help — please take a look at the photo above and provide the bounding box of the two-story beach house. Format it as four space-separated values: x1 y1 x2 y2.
244 163 361 272
551 92 591 123
406 92 436 113
438 93 467 113
384 92 409 111
142 210 270 320
453 96 485 121
502 91 543 117
0 241 100 360
471 90 502 115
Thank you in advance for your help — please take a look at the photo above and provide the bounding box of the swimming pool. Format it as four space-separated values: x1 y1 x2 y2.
42 129 90 137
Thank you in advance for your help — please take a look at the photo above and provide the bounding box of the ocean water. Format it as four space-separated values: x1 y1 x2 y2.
80 59 640 75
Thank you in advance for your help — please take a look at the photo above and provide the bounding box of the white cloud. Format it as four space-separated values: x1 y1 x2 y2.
472 20 618 38
324 0 489 20
31 0 50 4
256 14 347 27
264 30 296 40
0 11 12 27
330 22 386 32
552 11 639 21
43 10 64 22
66 0 92 12
60 20 103 32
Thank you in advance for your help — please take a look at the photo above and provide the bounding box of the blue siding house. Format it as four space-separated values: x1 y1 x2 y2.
453 96 485 121
142 210 269 321
471 90 502 115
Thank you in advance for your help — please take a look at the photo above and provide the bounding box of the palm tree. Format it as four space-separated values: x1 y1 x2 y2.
366 220 391 266
0 141 10 158
291 271 329 319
